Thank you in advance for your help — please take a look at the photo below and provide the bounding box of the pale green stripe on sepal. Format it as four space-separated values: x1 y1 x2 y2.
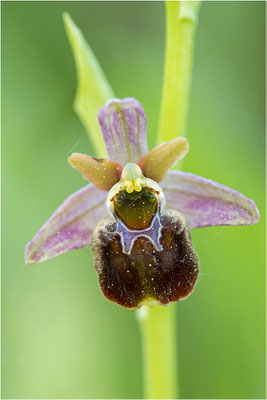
63 12 115 158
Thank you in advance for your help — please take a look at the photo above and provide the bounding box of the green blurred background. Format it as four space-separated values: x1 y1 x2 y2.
2 1 265 399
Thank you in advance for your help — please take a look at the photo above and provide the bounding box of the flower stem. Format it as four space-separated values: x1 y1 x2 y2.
158 1 201 142
137 2 201 399
137 304 177 399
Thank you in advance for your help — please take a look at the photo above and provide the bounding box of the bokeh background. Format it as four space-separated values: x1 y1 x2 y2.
2 1 265 399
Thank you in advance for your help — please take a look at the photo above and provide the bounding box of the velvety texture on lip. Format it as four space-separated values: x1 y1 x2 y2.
92 210 199 309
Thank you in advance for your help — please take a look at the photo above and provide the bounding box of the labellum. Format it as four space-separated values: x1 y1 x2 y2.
92 163 199 309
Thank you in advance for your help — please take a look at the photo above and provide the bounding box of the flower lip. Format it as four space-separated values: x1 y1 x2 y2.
92 209 199 309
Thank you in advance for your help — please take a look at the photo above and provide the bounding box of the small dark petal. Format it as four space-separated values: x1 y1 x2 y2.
92 210 199 309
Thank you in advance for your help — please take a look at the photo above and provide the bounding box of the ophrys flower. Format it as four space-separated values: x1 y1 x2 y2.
25 98 260 309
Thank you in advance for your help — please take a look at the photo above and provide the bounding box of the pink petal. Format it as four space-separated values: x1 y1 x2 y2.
25 184 108 264
98 98 148 166
161 171 260 228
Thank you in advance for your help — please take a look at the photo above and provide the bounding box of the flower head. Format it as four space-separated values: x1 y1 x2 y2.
25 98 260 309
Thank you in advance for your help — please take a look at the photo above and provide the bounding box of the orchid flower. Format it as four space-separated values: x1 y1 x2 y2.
25 97 260 309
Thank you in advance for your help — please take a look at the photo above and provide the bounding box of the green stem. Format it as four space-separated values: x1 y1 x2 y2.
158 1 201 142
137 2 201 399
137 304 177 399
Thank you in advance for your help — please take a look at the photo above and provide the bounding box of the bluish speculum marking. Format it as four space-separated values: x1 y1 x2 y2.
111 186 163 255
115 212 163 255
